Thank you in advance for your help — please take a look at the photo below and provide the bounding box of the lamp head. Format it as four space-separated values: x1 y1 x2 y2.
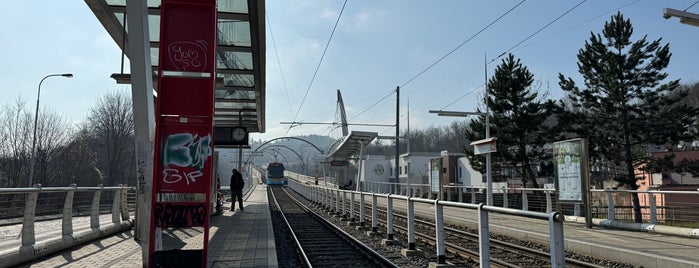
62 73 74 78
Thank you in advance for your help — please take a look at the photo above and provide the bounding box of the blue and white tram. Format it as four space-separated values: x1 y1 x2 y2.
266 162 286 185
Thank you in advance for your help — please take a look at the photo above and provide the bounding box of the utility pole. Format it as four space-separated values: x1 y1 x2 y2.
485 54 493 206
395 86 400 193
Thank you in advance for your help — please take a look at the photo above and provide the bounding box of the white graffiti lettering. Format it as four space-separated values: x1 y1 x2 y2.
162 168 204 186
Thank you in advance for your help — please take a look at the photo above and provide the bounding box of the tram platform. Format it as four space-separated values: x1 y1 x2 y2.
17 183 277 267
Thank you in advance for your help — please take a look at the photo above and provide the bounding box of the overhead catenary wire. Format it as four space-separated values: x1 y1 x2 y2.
348 90 395 121
491 0 587 63
429 1 587 114
518 0 641 51
438 83 484 111
346 1 527 128
266 13 295 118
685 1 699 11
426 0 636 113
399 0 527 89
285 1 537 131
287 0 349 135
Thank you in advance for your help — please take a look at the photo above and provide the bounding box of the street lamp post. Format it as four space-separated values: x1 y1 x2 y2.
28 73 73 187
663 8 699 27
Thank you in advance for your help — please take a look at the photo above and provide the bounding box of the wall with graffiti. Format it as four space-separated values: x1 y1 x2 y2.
157 129 212 193
149 0 217 265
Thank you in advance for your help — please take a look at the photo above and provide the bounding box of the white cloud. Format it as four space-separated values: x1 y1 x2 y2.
320 8 338 19
354 12 372 29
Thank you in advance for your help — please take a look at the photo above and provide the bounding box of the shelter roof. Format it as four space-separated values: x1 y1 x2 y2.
85 0 266 133
327 131 378 160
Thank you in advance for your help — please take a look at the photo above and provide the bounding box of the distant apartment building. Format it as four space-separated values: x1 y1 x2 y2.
634 150 699 223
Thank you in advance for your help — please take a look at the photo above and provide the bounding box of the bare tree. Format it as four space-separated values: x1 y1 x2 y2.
54 125 102 186
0 98 73 187
33 108 72 186
0 99 32 187
86 91 135 186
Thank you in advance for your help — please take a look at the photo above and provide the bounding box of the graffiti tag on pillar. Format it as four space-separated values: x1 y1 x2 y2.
154 203 207 228
162 168 203 186
167 40 208 71
161 133 211 189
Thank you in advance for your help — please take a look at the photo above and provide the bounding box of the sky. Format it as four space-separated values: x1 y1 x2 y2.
2 1 699 143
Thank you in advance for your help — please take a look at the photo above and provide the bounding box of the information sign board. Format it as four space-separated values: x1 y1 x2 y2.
553 138 588 203
430 158 441 193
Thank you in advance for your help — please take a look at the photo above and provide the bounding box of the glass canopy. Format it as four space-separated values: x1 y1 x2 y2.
86 0 266 133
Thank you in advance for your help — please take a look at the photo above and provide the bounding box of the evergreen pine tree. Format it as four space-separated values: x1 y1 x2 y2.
465 54 558 188
558 12 698 222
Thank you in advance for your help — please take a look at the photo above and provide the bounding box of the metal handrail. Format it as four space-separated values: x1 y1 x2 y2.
289 180 566 267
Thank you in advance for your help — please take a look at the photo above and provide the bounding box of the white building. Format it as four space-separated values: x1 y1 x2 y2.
358 152 439 195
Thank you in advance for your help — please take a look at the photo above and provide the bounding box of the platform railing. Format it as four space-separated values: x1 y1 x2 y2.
288 180 566 268
355 180 699 227
0 184 134 267
286 170 699 231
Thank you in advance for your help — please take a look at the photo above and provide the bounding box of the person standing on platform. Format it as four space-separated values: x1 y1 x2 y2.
230 169 245 212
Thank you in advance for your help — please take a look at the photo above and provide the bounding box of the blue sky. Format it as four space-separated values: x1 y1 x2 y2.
2 1 699 142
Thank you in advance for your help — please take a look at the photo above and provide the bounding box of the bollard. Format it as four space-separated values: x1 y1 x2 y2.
22 184 41 246
407 197 416 250
478 203 490 267
435 200 446 264
386 195 394 240
371 193 378 233
607 191 615 221
120 185 129 221
522 190 529 211
350 191 355 222
63 184 77 236
649 192 657 225
549 212 565 268
112 185 121 224
342 191 347 218
503 186 508 208
91 184 103 229
359 192 365 226
335 189 340 214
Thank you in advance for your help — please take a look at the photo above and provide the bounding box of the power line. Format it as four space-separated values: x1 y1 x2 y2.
266 13 295 117
438 83 484 111
491 0 587 63
685 1 699 11
399 0 527 89
518 0 641 51
287 0 349 135
348 90 395 121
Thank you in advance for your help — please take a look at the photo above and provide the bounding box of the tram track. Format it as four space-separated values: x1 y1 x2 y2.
269 186 399 268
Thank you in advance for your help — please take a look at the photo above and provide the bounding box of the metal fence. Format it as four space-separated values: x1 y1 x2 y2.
0 184 134 246
0 184 135 266
356 181 699 227
289 180 566 267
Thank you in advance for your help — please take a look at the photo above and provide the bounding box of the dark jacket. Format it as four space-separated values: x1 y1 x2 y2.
231 171 244 190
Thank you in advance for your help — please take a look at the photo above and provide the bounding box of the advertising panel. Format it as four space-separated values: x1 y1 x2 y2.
553 138 588 203
430 158 441 193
